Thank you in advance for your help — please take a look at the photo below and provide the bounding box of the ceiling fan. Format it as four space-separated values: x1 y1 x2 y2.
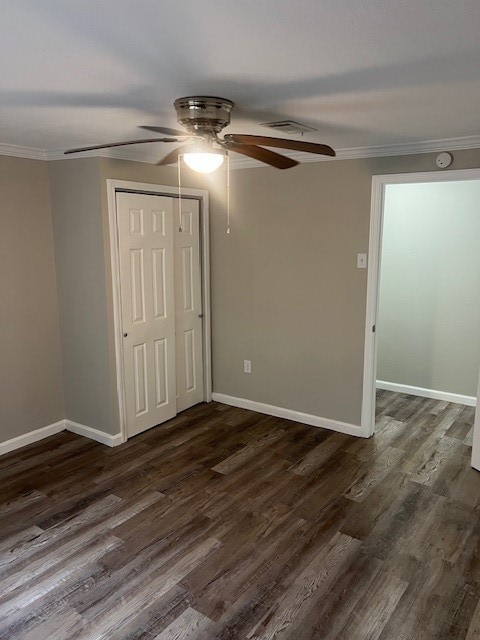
65 96 336 172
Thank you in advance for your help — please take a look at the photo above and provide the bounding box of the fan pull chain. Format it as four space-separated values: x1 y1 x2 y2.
177 154 183 232
226 152 231 234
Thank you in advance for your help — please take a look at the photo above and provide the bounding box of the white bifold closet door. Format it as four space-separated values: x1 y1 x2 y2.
174 198 204 413
116 192 203 438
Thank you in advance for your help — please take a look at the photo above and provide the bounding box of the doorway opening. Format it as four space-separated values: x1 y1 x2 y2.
362 169 480 470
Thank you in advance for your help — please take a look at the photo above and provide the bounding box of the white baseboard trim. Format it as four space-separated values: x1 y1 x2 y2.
212 393 365 438
0 420 66 457
0 418 124 457
65 420 124 447
376 380 477 407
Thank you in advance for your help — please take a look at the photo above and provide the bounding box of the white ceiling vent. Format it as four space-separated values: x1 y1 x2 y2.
260 120 318 134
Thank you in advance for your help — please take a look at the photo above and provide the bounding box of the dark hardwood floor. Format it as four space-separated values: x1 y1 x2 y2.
0 392 479 639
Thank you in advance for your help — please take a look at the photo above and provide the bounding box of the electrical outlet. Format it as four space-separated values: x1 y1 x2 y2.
243 360 252 374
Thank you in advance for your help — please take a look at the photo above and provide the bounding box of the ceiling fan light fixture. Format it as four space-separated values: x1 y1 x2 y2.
65 95 335 168
183 151 224 173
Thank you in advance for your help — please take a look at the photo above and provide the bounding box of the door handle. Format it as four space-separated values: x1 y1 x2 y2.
123 332 128 337
198 314 204 319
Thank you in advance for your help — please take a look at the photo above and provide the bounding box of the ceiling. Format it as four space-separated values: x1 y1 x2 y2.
2 0 480 165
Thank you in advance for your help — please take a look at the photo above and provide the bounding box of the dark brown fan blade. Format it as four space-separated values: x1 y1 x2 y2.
64 137 178 155
224 134 335 157
156 145 192 166
223 142 298 169
139 125 191 137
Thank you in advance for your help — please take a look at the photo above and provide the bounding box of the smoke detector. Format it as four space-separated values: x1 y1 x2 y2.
260 120 318 135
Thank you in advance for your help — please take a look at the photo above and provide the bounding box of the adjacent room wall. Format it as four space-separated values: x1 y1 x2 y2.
0 156 64 443
377 181 480 398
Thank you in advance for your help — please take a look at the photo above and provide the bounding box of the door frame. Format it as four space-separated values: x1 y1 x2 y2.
106 179 212 443
361 167 480 448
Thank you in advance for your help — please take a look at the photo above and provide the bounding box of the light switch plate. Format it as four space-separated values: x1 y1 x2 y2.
357 253 367 269
243 360 252 374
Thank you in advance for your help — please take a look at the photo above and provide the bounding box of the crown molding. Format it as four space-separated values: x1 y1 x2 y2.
44 146 161 163
2 133 480 169
229 134 480 169
0 142 48 160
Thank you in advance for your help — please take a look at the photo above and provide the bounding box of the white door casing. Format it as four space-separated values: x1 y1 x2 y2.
116 192 176 437
362 168 480 471
175 199 204 412
108 180 211 444
473 374 480 470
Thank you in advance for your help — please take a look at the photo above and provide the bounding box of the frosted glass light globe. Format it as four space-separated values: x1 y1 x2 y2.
183 152 224 173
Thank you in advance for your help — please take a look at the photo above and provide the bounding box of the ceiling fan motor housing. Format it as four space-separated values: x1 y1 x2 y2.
174 96 234 134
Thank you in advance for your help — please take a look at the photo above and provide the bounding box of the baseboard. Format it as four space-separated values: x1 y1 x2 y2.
211 393 366 437
65 420 124 447
376 380 477 407
0 417 124 458
0 420 66 457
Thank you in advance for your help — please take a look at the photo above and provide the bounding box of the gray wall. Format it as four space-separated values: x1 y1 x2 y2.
0 156 64 442
48 158 116 433
377 181 480 397
211 161 367 423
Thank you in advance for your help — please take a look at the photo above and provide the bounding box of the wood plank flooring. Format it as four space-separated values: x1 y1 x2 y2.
0 392 479 639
